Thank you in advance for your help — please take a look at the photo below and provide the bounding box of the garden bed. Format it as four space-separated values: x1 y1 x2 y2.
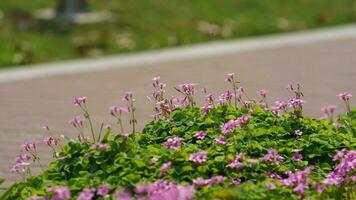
1 74 355 199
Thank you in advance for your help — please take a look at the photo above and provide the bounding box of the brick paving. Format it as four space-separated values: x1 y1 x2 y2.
0 37 355 191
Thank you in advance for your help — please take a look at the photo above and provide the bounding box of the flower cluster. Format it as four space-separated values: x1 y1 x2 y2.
280 166 314 195
74 96 87 107
226 153 245 169
220 115 250 133
91 143 109 151
134 180 195 200
262 149 284 165
214 137 226 145
193 176 227 187
47 186 71 200
320 149 356 189
194 131 207 140
338 92 352 112
163 136 184 150
69 116 85 128
217 90 233 105
320 105 336 120
292 149 303 161
77 188 94 200
159 161 172 176
189 151 207 164
149 77 177 119
175 83 196 106
11 152 31 173
44 136 60 147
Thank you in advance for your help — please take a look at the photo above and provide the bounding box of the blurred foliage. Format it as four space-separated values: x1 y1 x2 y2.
1 0 356 67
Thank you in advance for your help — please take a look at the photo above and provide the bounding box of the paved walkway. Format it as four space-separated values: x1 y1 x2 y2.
0 28 356 190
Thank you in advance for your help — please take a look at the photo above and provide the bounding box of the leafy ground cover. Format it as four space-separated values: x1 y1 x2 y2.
0 74 355 199
1 0 356 67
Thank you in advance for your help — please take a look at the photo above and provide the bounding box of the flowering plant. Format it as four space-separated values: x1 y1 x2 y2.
1 75 355 200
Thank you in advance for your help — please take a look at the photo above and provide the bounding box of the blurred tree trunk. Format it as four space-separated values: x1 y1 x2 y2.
56 0 88 15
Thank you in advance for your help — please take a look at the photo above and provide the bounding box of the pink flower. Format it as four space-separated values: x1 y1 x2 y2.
135 180 195 200
214 137 227 145
258 89 268 98
338 92 352 101
293 184 307 195
48 186 71 200
91 143 109 151
194 131 207 140
74 96 87 107
201 103 214 114
267 182 276 190
77 188 94 200
193 176 226 187
234 115 250 126
97 184 109 196
230 178 241 186
21 141 36 152
109 105 130 116
193 177 207 187
159 161 172 176
69 116 84 128
221 120 235 133
152 76 161 87
268 172 282 180
44 136 59 147
15 152 31 163
258 102 268 109
294 129 303 137
104 124 112 130
280 166 314 195
227 153 244 169
123 91 134 101
208 175 226 185
289 97 306 108
116 190 132 200
175 83 196 96
205 93 214 103
292 149 303 161
189 152 207 164
321 105 336 115
163 137 183 150
11 161 30 173
262 149 284 165
333 149 347 161
275 99 288 109
235 87 244 99
225 73 235 82
286 83 294 90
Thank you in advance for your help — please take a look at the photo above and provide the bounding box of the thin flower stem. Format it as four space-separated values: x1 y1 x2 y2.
232 82 237 108
117 117 124 134
36 157 45 172
81 105 96 142
128 98 137 134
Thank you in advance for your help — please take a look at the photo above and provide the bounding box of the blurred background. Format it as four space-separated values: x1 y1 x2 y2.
1 0 356 68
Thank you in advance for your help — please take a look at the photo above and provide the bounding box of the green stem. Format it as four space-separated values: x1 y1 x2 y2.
85 111 96 143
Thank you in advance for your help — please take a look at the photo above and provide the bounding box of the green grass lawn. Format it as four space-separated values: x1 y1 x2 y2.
1 0 356 68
